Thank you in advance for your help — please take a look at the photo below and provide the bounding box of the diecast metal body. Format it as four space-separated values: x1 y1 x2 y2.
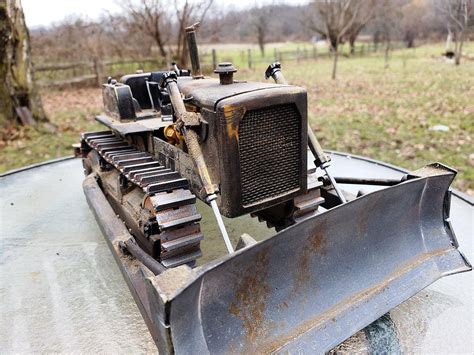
78 26 471 353
83 164 470 354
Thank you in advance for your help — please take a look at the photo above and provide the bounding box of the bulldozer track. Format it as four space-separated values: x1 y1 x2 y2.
82 130 203 268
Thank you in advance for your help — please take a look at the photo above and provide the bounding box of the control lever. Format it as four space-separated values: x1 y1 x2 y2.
161 72 234 253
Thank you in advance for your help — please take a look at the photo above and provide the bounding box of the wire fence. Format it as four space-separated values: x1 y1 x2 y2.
35 42 404 87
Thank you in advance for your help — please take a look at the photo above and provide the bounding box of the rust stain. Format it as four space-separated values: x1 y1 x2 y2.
295 232 326 293
257 247 451 353
228 248 273 351
222 104 243 140
356 192 381 239
290 225 328 299
277 227 328 318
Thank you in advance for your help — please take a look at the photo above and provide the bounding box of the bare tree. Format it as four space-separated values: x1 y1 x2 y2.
32 14 154 62
346 1 376 54
311 0 366 79
373 0 403 68
0 0 46 128
174 0 213 65
118 0 170 58
255 15 268 56
435 0 473 65
400 0 428 48
252 5 272 56
117 0 213 65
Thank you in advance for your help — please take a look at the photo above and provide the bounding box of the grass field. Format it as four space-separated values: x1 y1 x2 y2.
1 42 473 195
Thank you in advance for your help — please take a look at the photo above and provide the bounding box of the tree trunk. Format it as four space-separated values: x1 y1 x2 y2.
384 40 391 69
0 0 46 128
455 31 465 66
331 38 340 80
154 31 168 59
257 25 265 57
179 40 189 67
329 33 338 52
404 30 415 48
349 37 355 55
373 30 381 51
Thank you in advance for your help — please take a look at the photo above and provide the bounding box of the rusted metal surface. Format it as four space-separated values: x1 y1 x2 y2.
1 156 472 353
165 164 470 354
83 132 204 268
162 75 217 197
94 64 310 219
82 124 472 354
95 115 168 136
6 31 472 347
212 86 308 217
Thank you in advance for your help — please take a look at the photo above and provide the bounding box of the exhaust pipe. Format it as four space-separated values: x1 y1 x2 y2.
186 22 203 79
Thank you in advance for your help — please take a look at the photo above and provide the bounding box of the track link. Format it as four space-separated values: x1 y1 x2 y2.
82 130 202 268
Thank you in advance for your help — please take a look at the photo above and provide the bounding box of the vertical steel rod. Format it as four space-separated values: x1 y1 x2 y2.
210 199 234 253
163 74 233 254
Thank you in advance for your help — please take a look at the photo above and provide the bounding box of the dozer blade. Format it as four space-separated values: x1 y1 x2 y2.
151 164 470 354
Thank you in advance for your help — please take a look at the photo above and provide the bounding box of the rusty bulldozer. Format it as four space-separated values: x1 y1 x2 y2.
80 24 471 353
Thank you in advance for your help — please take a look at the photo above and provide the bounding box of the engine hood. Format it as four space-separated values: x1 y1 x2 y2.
176 76 298 111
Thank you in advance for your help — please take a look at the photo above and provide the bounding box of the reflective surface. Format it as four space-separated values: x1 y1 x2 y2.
1 159 156 352
0 156 472 353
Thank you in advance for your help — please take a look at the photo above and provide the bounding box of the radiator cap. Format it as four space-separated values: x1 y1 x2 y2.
214 62 237 85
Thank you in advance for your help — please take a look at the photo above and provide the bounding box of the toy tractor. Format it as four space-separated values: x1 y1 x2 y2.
80 24 471 353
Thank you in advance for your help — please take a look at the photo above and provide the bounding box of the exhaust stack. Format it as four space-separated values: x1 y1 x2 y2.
186 22 203 79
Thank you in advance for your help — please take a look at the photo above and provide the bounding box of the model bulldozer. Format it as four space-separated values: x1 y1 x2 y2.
80 24 471 353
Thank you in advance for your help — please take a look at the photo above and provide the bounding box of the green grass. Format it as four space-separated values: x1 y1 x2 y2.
199 41 378 71
2 42 473 194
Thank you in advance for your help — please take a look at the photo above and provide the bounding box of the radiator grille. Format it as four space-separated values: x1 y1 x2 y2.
239 104 301 206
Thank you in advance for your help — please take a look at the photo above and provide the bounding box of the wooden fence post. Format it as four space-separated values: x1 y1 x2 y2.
296 47 300 63
313 45 317 59
93 58 102 87
248 49 252 69
303 47 308 60
212 49 217 69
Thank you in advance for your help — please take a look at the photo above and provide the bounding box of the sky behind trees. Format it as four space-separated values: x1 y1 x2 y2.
22 0 310 28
